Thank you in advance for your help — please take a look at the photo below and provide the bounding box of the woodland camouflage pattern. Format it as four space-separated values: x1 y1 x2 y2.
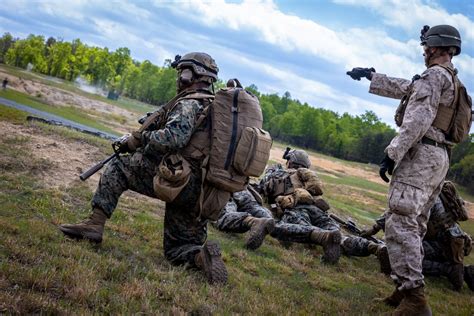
219 181 382 259
92 98 208 267
370 65 454 290
216 190 273 233
143 99 204 155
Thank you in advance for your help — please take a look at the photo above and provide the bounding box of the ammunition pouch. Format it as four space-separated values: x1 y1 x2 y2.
444 226 465 264
153 153 191 203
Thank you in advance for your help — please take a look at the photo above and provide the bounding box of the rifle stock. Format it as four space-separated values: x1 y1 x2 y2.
80 153 119 181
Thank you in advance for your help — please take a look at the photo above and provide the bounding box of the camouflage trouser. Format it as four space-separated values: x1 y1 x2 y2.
422 240 448 276
340 236 374 257
385 143 449 290
272 205 340 243
215 199 273 233
91 151 206 267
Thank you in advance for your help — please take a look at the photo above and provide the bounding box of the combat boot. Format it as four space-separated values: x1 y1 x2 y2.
368 243 391 276
243 216 275 250
393 287 432 316
464 265 474 291
376 288 404 307
59 208 107 243
444 263 464 291
310 229 341 264
424 261 464 291
195 240 228 285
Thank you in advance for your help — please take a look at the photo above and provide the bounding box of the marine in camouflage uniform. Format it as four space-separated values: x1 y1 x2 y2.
231 149 390 269
216 186 391 273
363 195 474 292
215 189 275 250
60 52 228 285
257 152 342 264
348 24 465 314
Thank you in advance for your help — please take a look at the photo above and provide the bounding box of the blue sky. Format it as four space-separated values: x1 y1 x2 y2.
1 0 473 128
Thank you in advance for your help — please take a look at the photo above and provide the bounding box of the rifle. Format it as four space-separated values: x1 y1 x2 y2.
80 152 119 181
329 213 384 244
79 133 130 181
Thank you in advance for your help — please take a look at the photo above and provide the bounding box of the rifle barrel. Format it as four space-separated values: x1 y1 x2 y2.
79 153 118 181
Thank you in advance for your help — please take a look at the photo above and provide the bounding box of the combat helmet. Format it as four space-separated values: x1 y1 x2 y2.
286 149 311 169
420 25 462 55
171 52 219 82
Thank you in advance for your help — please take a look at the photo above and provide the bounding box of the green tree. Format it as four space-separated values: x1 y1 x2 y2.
5 34 47 73
46 40 72 78
0 32 15 63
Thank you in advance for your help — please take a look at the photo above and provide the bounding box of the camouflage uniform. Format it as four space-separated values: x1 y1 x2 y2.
215 190 273 233
216 189 327 243
91 98 208 266
371 197 472 288
369 64 453 290
217 188 383 260
257 165 385 261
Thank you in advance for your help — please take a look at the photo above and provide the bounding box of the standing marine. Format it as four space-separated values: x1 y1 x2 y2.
59 52 230 285
348 24 471 315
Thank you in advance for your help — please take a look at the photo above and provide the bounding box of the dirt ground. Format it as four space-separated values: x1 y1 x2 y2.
0 70 138 133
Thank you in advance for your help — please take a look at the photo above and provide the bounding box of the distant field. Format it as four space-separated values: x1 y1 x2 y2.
0 64 156 115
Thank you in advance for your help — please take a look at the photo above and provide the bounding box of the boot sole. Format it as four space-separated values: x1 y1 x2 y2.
201 241 228 285
245 219 275 250
321 231 341 264
59 225 103 244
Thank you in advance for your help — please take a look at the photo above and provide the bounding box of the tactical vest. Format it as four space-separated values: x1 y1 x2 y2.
394 64 472 143
263 167 323 203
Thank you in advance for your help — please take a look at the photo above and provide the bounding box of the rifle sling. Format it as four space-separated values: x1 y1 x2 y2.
138 89 215 133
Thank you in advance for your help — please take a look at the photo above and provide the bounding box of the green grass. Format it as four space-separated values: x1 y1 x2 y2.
1 108 473 314
0 90 119 136
0 103 28 123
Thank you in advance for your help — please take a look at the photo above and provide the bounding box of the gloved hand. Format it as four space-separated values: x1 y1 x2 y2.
346 67 376 81
379 154 395 183
113 131 142 153
360 223 381 238
125 131 142 152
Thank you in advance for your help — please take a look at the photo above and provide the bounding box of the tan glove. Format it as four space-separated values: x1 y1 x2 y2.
360 223 382 238
276 194 295 210
125 131 142 152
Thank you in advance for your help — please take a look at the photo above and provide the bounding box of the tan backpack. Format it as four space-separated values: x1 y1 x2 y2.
206 79 272 192
439 181 468 222
431 65 472 143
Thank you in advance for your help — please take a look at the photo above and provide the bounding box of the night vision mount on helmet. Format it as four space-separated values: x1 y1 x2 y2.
420 25 462 56
171 52 219 82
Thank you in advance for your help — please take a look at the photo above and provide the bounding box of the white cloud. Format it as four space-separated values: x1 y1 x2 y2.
224 52 396 124
157 0 473 79
333 0 474 42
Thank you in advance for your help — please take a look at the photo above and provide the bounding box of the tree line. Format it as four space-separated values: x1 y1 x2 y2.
1 32 472 193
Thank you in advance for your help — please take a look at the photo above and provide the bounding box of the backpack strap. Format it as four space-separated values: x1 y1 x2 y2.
138 90 189 132
138 90 214 133
430 63 459 133
224 88 242 170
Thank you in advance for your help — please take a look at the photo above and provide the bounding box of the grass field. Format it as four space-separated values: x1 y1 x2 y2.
0 73 473 314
